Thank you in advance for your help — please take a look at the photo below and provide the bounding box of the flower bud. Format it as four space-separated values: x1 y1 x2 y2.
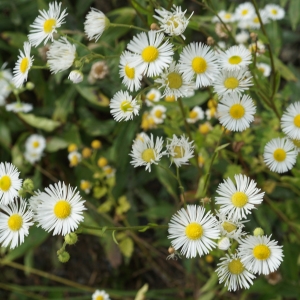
65 233 78 245
68 70 83 84
253 227 264 236
26 82 35 90
23 178 34 192
58 251 70 263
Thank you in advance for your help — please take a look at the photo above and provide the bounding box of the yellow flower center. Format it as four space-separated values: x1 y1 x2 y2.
96 296 104 300
192 57 207 74
125 64 135 79
32 141 40 148
224 13 231 20
0 175 11 192
8 214 23 231
105 167 113 175
228 259 244 274
91 140 101 149
273 148 286 162
241 9 249 16
54 200 71 219
165 95 175 102
185 222 203 240
147 93 155 101
167 72 183 89
189 111 198 119
271 9 278 15
70 155 79 166
253 16 259 23
173 146 185 158
80 181 91 190
167 16 179 28
198 155 205 166
154 110 163 118
98 157 108 168
199 123 211 135
293 115 300 127
222 221 237 233
142 149 155 162
224 77 239 89
43 18 56 33
253 244 271 260
20 58 29 74
141 46 159 63
68 143 77 152
229 104 245 119
229 55 242 65
231 191 248 208
258 67 265 73
120 100 133 113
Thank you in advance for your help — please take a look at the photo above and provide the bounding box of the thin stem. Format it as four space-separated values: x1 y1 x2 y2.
176 167 186 208
109 23 148 32
34 164 58 182
31 65 49 70
81 224 167 231
157 164 177 180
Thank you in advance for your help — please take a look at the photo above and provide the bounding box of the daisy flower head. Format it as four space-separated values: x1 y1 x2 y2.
213 68 253 97
25 134 46 154
119 51 142 92
235 31 250 44
238 235 283 275
127 31 173 77
248 11 269 29
215 174 264 221
263 138 297 173
84 8 110 42
68 70 83 84
12 42 34 88
218 45 252 71
68 151 81 167
28 191 43 214
166 134 194 167
110 90 140 122
92 289 110 300
0 198 34 249
24 151 43 164
155 61 196 100
217 94 256 132
235 2 255 21
47 37 76 74
28 1 68 47
212 10 236 23
264 4 285 20
179 42 219 88
168 205 220 258
257 63 271 77
129 133 164 172
0 163 22 206
187 106 204 123
6 102 33 113
150 105 167 124
281 102 300 140
35 181 86 236
80 180 91 194
216 253 256 291
141 111 156 131
153 5 193 40
145 88 161 106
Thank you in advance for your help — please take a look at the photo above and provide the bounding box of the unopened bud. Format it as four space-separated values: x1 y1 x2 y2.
26 82 35 90
168 246 175 254
58 251 70 263
150 23 160 31
23 178 34 192
201 197 211 205
68 70 83 84
65 233 78 245
207 36 214 45
250 32 257 41
253 227 264 236
18 188 27 198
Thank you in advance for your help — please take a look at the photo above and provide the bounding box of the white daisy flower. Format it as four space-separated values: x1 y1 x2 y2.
145 88 161 106
25 134 46 154
28 1 68 47
68 70 83 84
35 181 86 236
168 205 220 258
257 63 271 77
179 42 219 88
218 45 252 71
248 11 269 29
213 68 253 97
215 174 264 221
217 94 256 132
216 253 256 291
212 10 236 23
119 51 142 92
235 31 250 44
103 165 116 178
155 61 196 100
92 289 110 300
150 105 167 124
6 102 33 113
263 138 297 173
47 37 76 74
218 237 231 250
28 191 43 215
129 133 164 172
238 235 284 275
68 151 81 167
264 4 285 20
216 211 248 241
0 198 34 249
235 2 255 21
12 42 34 88
24 151 43 164
187 106 204 123
0 64 13 103
0 163 22 206
166 134 194 167
281 102 300 140
153 5 193 40
84 8 110 42
127 30 174 77
110 90 140 122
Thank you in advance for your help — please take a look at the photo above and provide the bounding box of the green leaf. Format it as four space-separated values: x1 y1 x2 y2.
75 86 109 107
0 120 11 151
288 0 300 31
138 226 150 232
112 230 119 244
45 137 68 152
215 143 230 152
118 237 134 258
274 56 297 82
18 113 61 132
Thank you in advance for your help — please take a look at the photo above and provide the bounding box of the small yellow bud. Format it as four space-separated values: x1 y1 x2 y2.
68 143 77 153
205 255 214 263
91 140 101 149
97 157 108 168
82 147 92 158
253 227 264 236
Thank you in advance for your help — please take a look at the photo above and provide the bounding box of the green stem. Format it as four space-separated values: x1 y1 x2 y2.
157 164 177 180
176 167 186 208
109 23 148 32
31 65 49 70
81 224 167 231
